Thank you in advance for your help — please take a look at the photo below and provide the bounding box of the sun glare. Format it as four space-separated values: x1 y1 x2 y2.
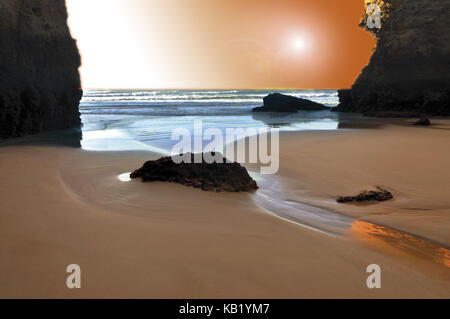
292 37 306 50
65 0 376 89
291 36 309 53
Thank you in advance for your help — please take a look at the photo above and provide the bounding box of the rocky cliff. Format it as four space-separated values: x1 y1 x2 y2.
0 0 82 138
334 0 450 116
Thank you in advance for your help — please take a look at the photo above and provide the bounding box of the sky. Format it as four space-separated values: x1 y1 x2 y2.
66 0 376 89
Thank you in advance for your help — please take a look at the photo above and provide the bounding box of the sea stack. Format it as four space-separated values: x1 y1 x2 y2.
253 93 328 112
0 0 82 138
334 0 450 117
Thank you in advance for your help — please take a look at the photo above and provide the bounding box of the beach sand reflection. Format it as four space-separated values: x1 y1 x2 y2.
352 220 450 269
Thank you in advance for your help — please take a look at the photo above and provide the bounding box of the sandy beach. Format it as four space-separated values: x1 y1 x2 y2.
0 120 449 298
275 120 450 246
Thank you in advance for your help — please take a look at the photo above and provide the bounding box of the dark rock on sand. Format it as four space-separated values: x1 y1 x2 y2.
130 153 259 192
253 93 328 112
0 0 82 138
334 0 450 117
413 118 431 126
337 187 393 203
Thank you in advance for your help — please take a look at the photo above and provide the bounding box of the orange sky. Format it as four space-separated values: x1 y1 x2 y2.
67 0 375 89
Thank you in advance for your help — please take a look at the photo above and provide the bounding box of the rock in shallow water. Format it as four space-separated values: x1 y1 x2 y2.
130 153 259 192
253 93 329 112
337 187 393 203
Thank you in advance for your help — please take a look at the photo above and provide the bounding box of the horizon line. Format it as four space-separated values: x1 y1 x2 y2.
81 87 345 91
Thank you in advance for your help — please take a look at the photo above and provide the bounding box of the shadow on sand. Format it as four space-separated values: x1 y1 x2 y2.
0 128 83 148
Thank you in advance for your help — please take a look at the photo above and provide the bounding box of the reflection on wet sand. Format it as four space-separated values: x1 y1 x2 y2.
251 110 340 129
351 221 450 270
253 172 450 276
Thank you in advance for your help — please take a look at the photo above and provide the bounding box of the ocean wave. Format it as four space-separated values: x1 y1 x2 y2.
80 89 339 115
82 93 336 101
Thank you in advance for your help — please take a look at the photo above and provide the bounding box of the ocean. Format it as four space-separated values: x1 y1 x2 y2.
80 89 342 153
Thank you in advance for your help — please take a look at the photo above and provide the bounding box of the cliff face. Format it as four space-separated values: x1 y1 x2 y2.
334 0 450 116
0 0 82 138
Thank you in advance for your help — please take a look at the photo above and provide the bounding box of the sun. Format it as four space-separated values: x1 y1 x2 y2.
291 36 308 51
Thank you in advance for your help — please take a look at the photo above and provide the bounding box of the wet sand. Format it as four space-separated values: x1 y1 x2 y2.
272 120 450 247
0 120 449 298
